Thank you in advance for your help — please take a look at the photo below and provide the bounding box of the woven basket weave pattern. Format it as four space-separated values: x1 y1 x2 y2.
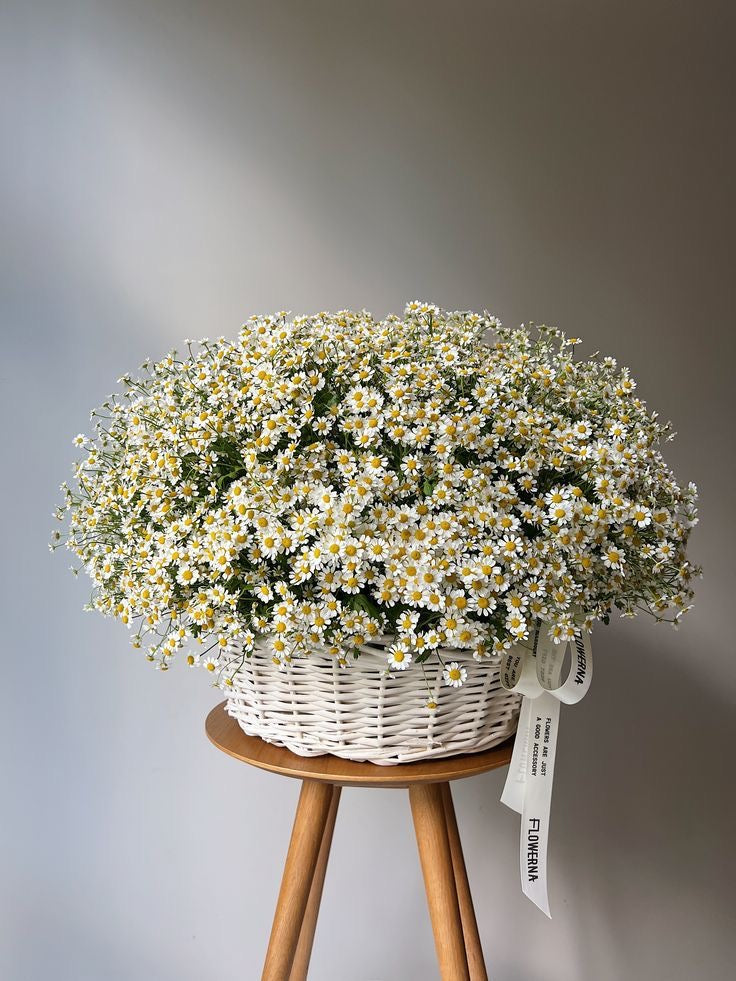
225 637 521 765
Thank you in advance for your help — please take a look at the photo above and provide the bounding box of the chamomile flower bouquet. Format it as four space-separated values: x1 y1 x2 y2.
54 302 698 762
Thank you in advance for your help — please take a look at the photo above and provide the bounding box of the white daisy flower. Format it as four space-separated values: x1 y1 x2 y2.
387 642 413 671
443 662 467 688
630 506 652 528
602 545 626 570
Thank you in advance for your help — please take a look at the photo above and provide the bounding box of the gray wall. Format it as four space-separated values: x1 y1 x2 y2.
2 2 735 979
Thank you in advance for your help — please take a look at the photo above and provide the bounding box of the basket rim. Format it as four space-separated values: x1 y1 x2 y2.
242 632 504 668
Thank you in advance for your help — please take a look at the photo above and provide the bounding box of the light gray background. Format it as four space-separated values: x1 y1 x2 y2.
2 2 735 979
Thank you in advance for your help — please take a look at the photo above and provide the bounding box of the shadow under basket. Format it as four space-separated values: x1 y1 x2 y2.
224 637 521 765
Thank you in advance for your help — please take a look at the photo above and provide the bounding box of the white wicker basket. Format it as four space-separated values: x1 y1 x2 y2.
225 636 521 765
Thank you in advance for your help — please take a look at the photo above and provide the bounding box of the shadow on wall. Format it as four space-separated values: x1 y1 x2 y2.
461 624 734 980
558 632 733 975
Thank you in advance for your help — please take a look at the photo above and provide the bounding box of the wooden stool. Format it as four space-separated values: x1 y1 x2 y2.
206 702 513 981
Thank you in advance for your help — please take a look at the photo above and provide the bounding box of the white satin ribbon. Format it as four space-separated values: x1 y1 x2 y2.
500 622 593 916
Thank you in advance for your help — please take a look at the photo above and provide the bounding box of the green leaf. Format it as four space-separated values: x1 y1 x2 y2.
346 593 382 619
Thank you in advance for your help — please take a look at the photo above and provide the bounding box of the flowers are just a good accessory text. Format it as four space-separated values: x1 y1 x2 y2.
500 620 593 916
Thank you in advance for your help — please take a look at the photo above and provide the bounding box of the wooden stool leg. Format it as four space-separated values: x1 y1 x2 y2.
409 783 470 981
262 780 336 981
289 785 341 981
441 784 488 981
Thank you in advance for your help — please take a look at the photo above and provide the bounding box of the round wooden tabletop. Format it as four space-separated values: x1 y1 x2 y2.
205 702 514 788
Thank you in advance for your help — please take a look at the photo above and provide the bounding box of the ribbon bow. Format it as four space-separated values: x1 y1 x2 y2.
500 623 593 916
